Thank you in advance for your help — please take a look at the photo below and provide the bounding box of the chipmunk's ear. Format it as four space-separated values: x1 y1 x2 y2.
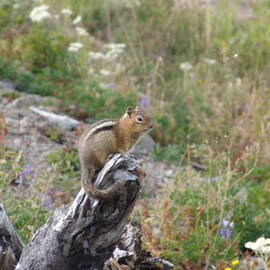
126 106 133 117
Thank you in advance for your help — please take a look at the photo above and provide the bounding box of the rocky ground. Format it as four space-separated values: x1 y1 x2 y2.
0 80 178 201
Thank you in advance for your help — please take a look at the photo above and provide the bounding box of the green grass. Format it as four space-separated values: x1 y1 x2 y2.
141 148 270 268
1 0 270 267
0 149 50 243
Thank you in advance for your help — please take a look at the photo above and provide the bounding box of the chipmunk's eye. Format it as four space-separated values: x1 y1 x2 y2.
136 116 144 122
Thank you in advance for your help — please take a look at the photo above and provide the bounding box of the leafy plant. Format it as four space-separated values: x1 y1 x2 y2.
2 91 21 101
41 128 65 144
153 144 184 163
0 148 49 243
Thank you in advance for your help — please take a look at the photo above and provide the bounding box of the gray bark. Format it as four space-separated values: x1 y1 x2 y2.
16 153 141 270
0 204 24 270
106 225 174 270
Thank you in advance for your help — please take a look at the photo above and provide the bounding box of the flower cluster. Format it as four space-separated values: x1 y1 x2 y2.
30 4 51 22
179 62 192 72
68 42 84 52
16 165 35 184
28 3 126 81
220 219 234 239
76 26 88 36
203 58 217 65
89 43 126 62
139 95 150 110
88 43 126 78
245 237 270 255
61 8 73 15
73 15 82 25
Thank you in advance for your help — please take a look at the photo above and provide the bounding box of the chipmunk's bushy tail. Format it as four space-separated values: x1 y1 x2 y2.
81 166 121 199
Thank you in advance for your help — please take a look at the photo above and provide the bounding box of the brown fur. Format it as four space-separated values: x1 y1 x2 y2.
78 106 152 198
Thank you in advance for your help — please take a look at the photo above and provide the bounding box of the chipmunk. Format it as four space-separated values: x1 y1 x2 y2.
78 106 152 199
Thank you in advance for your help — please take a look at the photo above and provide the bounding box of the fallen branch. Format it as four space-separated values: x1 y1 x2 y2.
30 107 79 131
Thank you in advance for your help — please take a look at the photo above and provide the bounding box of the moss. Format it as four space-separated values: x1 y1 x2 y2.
41 128 65 144
2 91 21 101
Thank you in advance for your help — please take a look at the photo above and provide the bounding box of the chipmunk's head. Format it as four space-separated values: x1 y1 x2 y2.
123 106 153 134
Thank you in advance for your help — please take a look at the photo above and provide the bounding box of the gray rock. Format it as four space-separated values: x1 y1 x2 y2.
129 134 156 158
1 90 79 172
5 95 43 110
0 80 17 91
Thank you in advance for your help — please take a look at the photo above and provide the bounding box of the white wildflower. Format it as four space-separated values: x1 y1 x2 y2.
30 4 51 22
203 58 217 65
88 68 95 74
105 50 123 61
245 237 270 255
76 26 88 36
68 42 83 52
235 78 242 87
100 69 111 76
89 51 106 60
104 43 126 50
104 46 125 60
179 62 192 72
261 246 270 254
233 53 239 59
61 8 73 15
133 0 141 6
13 4 20 9
73 15 82 25
245 241 256 250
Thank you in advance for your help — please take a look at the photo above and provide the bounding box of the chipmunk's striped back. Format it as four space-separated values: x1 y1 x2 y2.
81 119 117 146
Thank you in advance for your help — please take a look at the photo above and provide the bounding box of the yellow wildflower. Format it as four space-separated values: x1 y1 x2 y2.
224 268 232 270
232 259 239 266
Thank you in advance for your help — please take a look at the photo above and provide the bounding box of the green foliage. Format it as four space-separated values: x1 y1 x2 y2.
153 144 184 163
21 26 70 72
47 147 81 193
48 147 80 178
65 81 136 119
142 163 259 267
42 128 65 144
0 149 49 243
142 142 270 267
7 197 49 244
247 165 270 182
2 91 21 100
0 3 13 30
234 182 270 249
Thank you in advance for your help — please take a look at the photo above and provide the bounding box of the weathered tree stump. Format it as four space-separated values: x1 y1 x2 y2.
0 153 174 270
16 153 141 270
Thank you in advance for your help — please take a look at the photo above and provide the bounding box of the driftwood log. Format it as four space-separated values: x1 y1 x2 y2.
0 153 174 270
